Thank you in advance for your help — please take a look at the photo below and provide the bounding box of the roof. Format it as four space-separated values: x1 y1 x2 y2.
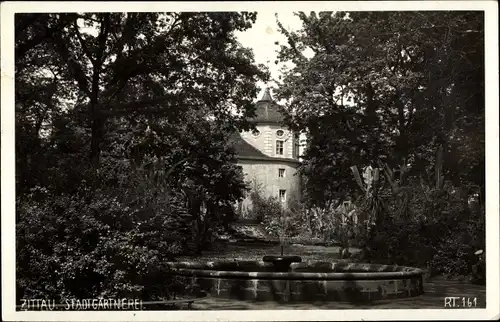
228 132 300 165
252 88 285 124
226 87 299 165
228 132 268 158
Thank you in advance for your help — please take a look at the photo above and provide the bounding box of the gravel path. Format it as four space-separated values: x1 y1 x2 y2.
190 278 486 310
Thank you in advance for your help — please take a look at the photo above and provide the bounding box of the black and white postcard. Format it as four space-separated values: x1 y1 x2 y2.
1 1 498 321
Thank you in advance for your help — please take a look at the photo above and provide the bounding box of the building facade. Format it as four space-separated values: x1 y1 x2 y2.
230 88 301 216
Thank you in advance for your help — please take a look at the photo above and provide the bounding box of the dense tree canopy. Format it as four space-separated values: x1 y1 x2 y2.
16 12 267 187
274 11 484 207
15 12 268 301
271 11 485 279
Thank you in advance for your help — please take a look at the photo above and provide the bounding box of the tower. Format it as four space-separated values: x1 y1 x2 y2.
230 88 301 216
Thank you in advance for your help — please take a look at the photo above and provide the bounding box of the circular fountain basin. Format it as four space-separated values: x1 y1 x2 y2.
165 260 424 303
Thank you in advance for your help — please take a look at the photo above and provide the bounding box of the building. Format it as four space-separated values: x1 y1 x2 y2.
230 88 301 217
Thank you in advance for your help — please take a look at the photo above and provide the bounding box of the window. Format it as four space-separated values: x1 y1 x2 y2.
343 201 351 208
278 168 285 178
252 129 260 137
276 129 284 137
276 140 284 155
279 189 286 203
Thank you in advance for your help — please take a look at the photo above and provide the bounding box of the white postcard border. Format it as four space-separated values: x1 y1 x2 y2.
2 1 498 321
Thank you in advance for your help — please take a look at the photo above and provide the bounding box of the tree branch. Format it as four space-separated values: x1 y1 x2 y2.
102 15 182 103
101 93 186 116
110 13 135 64
50 36 92 97
73 20 96 66
96 13 111 66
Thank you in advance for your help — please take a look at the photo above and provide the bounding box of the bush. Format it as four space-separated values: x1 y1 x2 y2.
246 187 303 237
246 185 358 244
428 212 485 277
358 184 485 279
16 173 192 303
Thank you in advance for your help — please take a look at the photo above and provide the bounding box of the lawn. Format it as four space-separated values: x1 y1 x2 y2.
178 242 356 262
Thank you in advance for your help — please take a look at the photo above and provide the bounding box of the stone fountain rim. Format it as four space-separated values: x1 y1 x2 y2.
262 255 303 262
164 260 424 280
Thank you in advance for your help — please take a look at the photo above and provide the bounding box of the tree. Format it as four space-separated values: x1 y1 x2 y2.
16 12 269 200
15 12 268 301
274 11 484 206
16 12 266 168
274 12 485 276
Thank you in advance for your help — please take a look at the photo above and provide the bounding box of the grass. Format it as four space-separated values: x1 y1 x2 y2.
178 242 359 262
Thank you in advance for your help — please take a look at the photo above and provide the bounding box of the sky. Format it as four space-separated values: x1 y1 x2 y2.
234 12 306 101
77 12 306 101
234 12 311 155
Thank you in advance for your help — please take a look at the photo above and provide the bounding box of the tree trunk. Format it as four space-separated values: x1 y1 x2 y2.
89 14 110 170
89 54 103 169
435 144 444 189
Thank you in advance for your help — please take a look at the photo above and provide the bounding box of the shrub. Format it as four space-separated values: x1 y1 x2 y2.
358 183 485 279
16 173 192 303
246 187 303 237
253 195 288 237
428 211 485 277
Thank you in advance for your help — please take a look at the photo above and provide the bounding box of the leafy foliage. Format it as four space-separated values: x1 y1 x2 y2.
246 184 321 239
15 12 267 301
274 11 484 206
358 183 485 277
16 178 188 301
274 11 485 278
